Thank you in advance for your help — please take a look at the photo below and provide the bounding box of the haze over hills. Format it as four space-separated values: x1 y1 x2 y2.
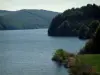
0 9 59 30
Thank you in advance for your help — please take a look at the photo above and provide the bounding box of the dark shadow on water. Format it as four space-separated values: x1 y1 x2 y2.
55 62 62 68
53 62 69 75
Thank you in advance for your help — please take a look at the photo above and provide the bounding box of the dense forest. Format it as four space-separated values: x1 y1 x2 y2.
48 4 100 39
79 21 100 54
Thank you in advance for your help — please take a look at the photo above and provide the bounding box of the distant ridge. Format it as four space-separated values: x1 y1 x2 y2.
0 9 59 30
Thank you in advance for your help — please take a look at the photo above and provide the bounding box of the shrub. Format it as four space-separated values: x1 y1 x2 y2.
68 57 99 75
52 49 76 68
52 49 70 63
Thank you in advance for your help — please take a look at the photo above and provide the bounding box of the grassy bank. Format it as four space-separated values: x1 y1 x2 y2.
78 54 100 72
52 49 100 74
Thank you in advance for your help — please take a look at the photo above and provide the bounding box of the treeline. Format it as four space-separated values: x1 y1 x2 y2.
48 4 100 39
79 21 100 54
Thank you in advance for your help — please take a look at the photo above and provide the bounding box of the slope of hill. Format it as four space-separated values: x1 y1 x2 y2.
48 4 100 38
0 9 59 30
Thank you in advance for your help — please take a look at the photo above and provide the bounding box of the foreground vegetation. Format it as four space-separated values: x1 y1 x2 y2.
51 21 100 74
52 49 100 75
79 21 100 54
50 3 100 75
78 54 100 72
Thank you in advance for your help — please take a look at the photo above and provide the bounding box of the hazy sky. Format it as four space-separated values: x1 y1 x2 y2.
0 0 100 12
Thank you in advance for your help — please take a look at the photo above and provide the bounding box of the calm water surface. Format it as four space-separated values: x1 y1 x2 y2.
0 29 85 75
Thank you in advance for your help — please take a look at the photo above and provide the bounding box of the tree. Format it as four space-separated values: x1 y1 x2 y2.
79 21 100 54
48 4 100 37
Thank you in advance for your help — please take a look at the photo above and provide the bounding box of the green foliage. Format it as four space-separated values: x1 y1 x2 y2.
78 55 100 72
52 49 70 63
78 20 100 39
89 20 100 29
68 54 100 75
48 14 64 36
87 20 100 37
78 24 89 39
95 25 100 42
79 21 100 54
48 4 100 37
52 50 100 74
79 39 94 54
69 64 93 75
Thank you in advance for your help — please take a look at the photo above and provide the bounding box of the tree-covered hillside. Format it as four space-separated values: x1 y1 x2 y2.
48 4 100 39
79 21 100 54
0 9 59 30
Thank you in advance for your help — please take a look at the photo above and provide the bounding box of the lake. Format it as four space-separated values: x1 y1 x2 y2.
0 29 85 75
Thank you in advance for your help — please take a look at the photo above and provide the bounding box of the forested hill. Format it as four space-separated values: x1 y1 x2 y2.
0 9 59 30
48 4 100 39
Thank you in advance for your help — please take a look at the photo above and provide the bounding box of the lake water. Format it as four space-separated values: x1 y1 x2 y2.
0 29 85 75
